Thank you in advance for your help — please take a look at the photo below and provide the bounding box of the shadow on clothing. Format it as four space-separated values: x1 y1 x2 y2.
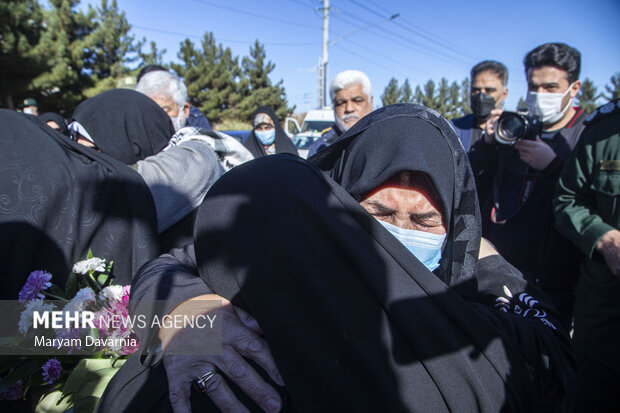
99 155 566 412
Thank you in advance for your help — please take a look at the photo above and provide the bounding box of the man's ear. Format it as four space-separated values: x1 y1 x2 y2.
184 102 190 118
570 80 581 99
500 87 508 105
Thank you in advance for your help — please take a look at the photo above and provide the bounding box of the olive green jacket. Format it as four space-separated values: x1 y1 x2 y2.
554 100 620 259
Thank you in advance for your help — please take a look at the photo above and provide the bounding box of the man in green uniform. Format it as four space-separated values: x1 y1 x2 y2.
554 99 620 412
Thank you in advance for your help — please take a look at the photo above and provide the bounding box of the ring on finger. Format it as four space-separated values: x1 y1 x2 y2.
193 369 218 392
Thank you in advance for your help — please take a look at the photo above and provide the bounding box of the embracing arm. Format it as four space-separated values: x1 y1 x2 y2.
129 244 283 413
137 141 224 233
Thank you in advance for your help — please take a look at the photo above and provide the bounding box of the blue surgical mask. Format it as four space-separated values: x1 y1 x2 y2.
377 219 446 271
255 129 276 145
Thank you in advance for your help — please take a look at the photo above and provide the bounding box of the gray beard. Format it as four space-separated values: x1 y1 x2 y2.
335 114 360 132
171 111 187 132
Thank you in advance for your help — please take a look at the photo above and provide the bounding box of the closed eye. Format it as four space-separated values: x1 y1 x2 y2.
361 200 395 216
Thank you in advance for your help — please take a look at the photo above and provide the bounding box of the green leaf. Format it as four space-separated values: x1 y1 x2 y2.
0 358 40 393
65 271 78 298
86 249 93 260
47 285 68 300
57 358 126 412
96 273 110 288
82 274 100 294
42 291 69 302
35 389 74 413
0 356 30 374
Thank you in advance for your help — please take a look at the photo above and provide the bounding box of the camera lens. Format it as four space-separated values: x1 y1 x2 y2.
498 115 524 143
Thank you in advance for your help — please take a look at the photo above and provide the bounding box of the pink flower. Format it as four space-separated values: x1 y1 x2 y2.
121 285 131 307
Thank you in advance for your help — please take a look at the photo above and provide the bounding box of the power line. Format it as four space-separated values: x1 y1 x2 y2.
344 0 481 62
190 0 323 30
330 13 399 46
132 25 320 47
333 43 409 78
360 0 392 15
331 12 472 68
330 29 435 77
289 0 318 10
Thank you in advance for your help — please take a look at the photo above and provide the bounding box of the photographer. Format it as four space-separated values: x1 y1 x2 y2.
469 43 587 326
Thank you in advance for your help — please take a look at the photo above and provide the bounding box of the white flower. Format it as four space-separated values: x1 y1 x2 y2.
98 285 124 301
63 287 96 314
19 300 56 335
72 257 106 274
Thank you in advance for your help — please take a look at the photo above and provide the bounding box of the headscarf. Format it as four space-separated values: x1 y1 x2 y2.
39 112 69 137
191 104 571 412
243 106 298 158
0 110 159 298
96 104 571 413
312 103 480 297
72 89 174 164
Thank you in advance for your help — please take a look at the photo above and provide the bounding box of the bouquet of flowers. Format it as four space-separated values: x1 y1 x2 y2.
0 250 139 412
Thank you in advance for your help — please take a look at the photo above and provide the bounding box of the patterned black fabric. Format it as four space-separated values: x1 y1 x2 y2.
0 110 159 297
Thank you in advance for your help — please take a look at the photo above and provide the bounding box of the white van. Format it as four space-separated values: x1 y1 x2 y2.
286 108 335 158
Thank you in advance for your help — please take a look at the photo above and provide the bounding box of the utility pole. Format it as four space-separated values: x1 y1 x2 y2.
319 0 329 109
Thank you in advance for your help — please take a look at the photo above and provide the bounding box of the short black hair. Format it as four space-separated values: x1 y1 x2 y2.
524 43 581 83
470 60 508 86
136 64 167 83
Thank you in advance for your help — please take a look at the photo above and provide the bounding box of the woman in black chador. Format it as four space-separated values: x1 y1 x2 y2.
0 110 158 297
100 104 574 412
243 106 298 158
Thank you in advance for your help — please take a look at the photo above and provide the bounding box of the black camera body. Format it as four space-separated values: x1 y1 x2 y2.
494 109 541 145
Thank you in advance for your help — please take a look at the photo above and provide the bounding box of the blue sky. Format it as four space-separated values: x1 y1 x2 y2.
79 0 620 113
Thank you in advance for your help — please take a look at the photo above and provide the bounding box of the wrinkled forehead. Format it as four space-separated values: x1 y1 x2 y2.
340 114 456 223
369 171 444 214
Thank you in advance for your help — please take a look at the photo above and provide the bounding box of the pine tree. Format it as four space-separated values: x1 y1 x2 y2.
238 40 294 122
0 0 46 109
460 77 471 115
445 80 462 120
139 41 166 67
420 79 438 110
436 78 450 116
413 85 425 105
578 78 599 114
517 96 527 110
399 79 412 103
381 77 400 106
604 72 620 101
83 0 141 97
30 0 95 114
170 38 204 104
171 33 242 124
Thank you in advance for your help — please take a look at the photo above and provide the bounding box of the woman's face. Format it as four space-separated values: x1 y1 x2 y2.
254 113 275 131
360 172 446 235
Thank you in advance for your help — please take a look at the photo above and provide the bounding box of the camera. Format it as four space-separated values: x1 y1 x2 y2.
494 109 541 145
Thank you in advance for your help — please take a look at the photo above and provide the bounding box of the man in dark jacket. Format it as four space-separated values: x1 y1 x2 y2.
469 42 586 326
307 70 373 157
452 60 509 152
554 100 620 412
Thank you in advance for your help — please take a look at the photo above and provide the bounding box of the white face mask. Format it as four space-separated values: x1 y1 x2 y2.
525 82 575 125
170 110 186 132
376 219 446 271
